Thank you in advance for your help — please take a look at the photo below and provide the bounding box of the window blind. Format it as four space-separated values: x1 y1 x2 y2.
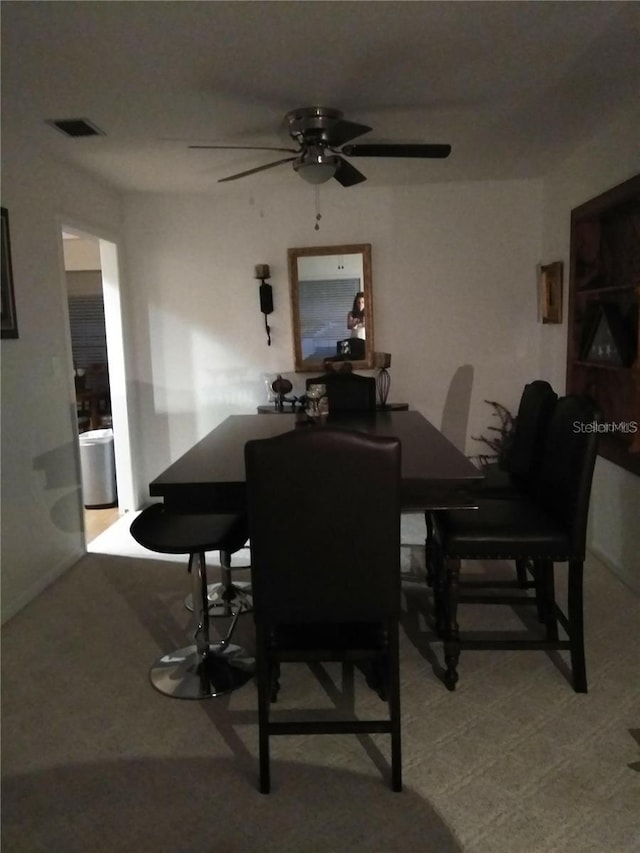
67 295 107 369
299 278 360 358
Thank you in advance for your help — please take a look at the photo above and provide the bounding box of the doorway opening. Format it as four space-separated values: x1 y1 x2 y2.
61 227 134 542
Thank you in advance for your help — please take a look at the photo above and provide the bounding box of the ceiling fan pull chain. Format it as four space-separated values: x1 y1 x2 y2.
314 186 322 231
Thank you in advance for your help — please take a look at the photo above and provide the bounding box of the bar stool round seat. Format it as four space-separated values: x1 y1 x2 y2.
130 504 254 699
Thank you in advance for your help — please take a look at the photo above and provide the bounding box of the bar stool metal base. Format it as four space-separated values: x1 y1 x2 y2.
150 643 255 699
184 581 253 616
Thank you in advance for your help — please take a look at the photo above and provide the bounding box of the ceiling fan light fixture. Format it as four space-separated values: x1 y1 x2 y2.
294 147 339 185
295 162 337 185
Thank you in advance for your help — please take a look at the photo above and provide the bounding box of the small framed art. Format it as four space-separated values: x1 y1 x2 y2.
540 261 563 324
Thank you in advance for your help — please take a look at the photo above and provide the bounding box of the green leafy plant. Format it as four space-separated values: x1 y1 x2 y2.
471 400 515 468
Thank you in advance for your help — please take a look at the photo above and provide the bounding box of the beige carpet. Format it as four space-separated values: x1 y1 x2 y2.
2 513 639 852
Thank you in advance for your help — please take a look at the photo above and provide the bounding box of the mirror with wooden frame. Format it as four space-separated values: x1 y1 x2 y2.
288 243 374 372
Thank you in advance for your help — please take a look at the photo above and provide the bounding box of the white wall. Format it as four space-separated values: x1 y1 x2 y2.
63 236 101 271
122 179 543 492
540 105 640 591
0 128 122 622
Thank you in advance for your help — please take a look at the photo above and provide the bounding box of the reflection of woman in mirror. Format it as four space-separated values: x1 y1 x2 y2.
347 292 366 340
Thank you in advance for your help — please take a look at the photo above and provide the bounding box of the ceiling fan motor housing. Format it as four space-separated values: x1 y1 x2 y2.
286 106 346 145
294 144 339 168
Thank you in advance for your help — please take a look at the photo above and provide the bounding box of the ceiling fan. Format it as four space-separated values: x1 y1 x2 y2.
189 106 451 187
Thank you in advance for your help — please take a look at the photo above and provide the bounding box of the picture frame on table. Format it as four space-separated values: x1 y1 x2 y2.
1 207 19 339
540 261 563 324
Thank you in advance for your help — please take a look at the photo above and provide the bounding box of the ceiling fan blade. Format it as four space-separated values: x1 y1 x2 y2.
218 156 297 183
324 119 373 147
341 143 452 159
190 144 298 154
333 156 367 187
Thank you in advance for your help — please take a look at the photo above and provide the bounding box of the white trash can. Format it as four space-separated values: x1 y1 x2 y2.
79 428 117 507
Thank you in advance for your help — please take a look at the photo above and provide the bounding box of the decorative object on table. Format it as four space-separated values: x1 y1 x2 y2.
539 261 563 324
305 383 328 420
255 264 273 346
374 352 392 406
470 400 515 468
322 358 353 374
1 207 18 339
270 374 295 411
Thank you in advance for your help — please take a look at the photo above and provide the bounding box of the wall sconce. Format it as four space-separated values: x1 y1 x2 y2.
255 264 273 346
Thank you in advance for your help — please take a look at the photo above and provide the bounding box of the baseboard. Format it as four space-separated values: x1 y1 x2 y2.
1 548 84 625
590 545 640 596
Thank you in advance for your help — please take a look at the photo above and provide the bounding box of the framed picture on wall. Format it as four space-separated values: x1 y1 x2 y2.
540 261 563 324
1 207 19 339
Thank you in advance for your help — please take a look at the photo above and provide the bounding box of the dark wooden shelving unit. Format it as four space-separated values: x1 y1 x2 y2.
574 362 630 372
566 174 640 476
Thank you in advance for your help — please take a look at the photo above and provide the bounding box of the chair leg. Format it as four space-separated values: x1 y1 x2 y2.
218 549 253 614
364 654 388 701
530 560 547 623
443 557 461 691
388 623 402 792
149 551 254 699
219 605 242 648
256 630 271 793
270 661 281 703
194 551 212 654
431 539 446 637
424 512 434 586
515 558 529 588
567 559 587 693
184 550 253 616
539 560 558 642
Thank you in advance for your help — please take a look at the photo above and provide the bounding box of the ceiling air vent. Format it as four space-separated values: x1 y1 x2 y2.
46 118 105 138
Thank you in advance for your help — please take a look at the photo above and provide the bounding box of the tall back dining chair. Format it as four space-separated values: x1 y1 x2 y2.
425 380 558 586
306 372 376 413
431 394 600 692
484 379 558 490
473 379 558 587
245 427 402 793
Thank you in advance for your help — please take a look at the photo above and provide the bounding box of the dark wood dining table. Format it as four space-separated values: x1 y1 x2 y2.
149 410 483 513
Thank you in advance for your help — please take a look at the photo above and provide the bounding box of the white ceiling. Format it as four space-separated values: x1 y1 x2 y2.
2 1 639 194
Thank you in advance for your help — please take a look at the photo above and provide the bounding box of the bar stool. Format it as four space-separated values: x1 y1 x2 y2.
130 504 254 699
183 557 252 617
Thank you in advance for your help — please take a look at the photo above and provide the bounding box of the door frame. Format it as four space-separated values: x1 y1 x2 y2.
58 220 137 524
